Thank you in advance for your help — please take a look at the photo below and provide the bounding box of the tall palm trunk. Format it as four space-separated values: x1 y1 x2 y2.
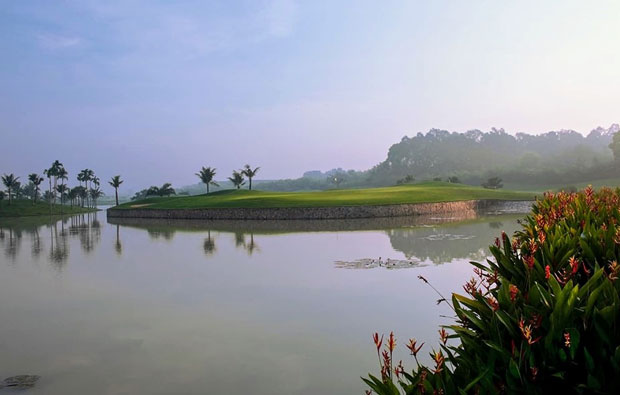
115 188 119 206
7 187 11 205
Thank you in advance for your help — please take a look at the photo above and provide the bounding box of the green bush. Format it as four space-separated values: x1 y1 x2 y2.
364 186 620 394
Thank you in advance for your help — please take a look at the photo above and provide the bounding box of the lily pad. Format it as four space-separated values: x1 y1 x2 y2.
1 375 40 389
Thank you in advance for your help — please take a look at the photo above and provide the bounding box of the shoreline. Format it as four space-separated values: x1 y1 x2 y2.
106 199 532 221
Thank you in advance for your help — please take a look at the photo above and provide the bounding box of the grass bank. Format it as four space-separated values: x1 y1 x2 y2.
117 182 536 210
0 200 98 218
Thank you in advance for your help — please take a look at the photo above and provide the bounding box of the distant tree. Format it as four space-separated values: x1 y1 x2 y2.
108 175 123 206
0 191 4 207
396 174 415 185
89 187 104 207
195 167 219 194
328 172 346 188
146 186 160 197
448 176 461 183
68 187 79 207
610 131 620 162
76 186 88 206
56 184 69 205
28 173 44 204
482 177 503 189
132 189 150 201
13 181 23 199
241 165 260 190
433 177 442 181
158 183 175 197
228 171 246 189
1 173 20 205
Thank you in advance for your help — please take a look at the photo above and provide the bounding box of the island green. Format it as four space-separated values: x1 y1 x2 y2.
116 182 536 210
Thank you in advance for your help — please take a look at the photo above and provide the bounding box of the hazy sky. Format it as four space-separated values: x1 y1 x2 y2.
2 1 620 192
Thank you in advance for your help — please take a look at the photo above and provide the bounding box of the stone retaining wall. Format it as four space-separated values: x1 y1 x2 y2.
106 200 531 221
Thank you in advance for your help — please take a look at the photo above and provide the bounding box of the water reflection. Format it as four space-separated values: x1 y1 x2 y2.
203 230 216 255
115 224 122 256
0 207 530 394
0 212 103 268
108 211 523 265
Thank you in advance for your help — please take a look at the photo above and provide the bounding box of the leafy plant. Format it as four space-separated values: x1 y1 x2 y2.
365 186 620 393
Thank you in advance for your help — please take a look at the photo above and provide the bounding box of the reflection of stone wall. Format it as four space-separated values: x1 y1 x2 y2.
107 200 531 221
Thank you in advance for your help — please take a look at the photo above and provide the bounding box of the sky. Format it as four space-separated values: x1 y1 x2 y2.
1 0 620 193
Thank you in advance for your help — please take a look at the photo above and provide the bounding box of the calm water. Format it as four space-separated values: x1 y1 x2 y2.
0 208 526 394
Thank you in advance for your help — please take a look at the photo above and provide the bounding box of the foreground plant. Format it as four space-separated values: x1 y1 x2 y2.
364 186 620 393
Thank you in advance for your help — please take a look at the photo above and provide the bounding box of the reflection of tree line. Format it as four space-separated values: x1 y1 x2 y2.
386 220 521 265
0 212 103 269
144 228 260 256
205 231 260 256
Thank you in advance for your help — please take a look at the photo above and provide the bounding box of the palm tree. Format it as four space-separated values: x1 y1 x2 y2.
228 171 246 189
28 173 44 204
158 183 175 197
56 184 69 205
195 167 219 194
68 187 79 207
89 187 104 208
242 165 260 190
1 174 20 205
108 175 123 206
49 160 64 204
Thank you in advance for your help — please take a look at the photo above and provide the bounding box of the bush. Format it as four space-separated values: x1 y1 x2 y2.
364 186 620 394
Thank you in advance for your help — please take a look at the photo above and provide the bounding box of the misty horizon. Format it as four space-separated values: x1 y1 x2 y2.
3 1 620 192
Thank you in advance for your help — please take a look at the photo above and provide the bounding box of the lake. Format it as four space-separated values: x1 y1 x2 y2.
0 206 527 394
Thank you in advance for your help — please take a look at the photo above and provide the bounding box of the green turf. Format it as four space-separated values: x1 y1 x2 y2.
0 200 99 217
116 182 536 210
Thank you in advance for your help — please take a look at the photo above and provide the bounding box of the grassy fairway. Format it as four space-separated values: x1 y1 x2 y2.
117 182 536 210
0 200 98 217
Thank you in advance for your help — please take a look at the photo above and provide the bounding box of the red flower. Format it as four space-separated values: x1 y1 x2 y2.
523 255 535 270
387 331 396 352
373 333 383 354
510 284 519 302
545 265 551 280
439 328 448 345
569 256 579 275
406 338 424 357
487 296 499 311
564 332 571 347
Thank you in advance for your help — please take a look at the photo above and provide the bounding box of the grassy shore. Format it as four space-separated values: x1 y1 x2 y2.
0 200 98 217
116 182 536 210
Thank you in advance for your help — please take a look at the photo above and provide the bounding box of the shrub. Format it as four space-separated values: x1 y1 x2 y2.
482 177 503 189
364 186 620 394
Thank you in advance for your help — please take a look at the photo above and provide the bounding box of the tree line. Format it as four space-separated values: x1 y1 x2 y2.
1 160 124 208
130 165 260 201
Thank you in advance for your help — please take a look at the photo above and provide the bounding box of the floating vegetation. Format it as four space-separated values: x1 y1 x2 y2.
334 258 427 270
0 375 40 390
421 233 476 242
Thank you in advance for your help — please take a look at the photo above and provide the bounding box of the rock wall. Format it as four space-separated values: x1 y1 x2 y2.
106 200 531 221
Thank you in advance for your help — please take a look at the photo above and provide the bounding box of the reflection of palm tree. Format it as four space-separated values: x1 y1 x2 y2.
234 231 246 248
49 222 69 269
488 222 503 229
244 233 260 255
31 227 42 258
203 230 216 256
114 224 122 255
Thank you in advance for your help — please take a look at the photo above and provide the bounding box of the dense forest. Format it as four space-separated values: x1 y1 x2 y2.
367 124 620 188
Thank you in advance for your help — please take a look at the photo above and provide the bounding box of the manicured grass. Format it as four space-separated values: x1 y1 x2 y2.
0 200 98 217
116 182 536 210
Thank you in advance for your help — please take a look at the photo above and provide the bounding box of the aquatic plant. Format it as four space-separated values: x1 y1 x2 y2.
364 186 620 393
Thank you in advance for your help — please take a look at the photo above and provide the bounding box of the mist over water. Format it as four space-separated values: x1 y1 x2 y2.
1 210 522 394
